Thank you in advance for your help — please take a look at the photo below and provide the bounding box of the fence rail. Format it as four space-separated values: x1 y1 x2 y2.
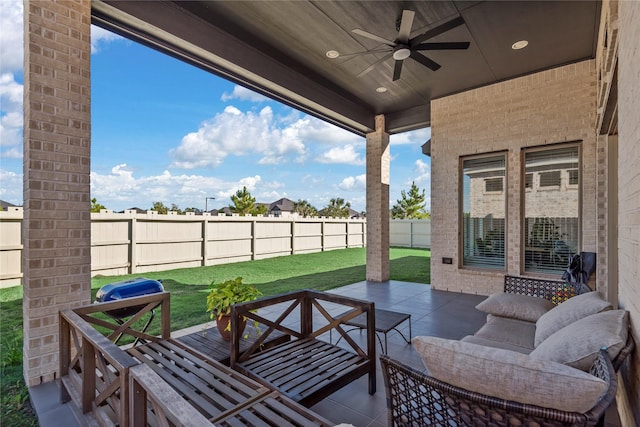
0 208 430 288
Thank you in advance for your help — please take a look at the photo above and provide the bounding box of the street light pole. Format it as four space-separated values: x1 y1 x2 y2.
205 197 216 213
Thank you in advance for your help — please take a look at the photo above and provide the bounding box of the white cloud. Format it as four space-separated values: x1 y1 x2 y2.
90 165 272 211
316 144 365 165
91 25 124 53
292 116 363 146
338 174 366 191
411 159 431 185
170 106 307 168
0 2 24 74
221 85 269 103
0 168 22 205
390 127 431 146
0 73 24 155
216 175 262 199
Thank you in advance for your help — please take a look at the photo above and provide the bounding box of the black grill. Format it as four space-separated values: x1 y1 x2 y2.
95 278 164 344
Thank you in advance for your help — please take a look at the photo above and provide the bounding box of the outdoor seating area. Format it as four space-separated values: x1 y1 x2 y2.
50 280 630 427
382 279 634 427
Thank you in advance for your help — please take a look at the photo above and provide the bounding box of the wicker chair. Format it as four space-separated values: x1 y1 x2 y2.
380 350 616 427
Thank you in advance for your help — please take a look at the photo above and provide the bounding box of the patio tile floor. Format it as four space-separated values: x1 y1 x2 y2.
30 280 621 427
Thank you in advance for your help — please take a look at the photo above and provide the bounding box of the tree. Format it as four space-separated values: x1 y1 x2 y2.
169 203 183 215
90 198 106 213
293 199 318 217
151 201 168 214
321 197 351 218
251 203 268 216
230 186 257 215
391 182 430 219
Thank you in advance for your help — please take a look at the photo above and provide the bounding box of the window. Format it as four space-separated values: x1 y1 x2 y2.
568 169 579 186
540 171 561 188
461 154 506 270
524 145 580 274
525 173 533 190
485 177 503 192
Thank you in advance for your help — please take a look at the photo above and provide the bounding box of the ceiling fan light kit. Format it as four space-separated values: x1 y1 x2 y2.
350 9 470 81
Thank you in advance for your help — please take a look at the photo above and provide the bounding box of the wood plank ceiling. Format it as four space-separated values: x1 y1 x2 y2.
93 0 600 136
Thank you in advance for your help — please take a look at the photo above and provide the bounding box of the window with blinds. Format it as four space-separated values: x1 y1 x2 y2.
524 145 580 274
461 154 506 270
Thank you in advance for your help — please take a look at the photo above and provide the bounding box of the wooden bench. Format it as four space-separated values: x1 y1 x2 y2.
230 289 376 407
59 292 333 426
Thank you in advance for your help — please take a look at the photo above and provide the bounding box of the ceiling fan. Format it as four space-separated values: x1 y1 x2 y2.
350 10 470 81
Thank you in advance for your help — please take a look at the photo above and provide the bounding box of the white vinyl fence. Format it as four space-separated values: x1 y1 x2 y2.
0 208 430 288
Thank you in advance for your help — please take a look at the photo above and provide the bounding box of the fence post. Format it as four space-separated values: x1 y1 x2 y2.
129 216 137 274
291 219 296 255
410 220 414 248
251 219 256 260
202 216 208 267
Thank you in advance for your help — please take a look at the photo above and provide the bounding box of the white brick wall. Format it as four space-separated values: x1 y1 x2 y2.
431 60 597 295
615 0 640 424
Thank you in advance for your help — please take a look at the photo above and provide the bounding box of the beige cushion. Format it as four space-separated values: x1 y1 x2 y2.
476 292 554 322
412 336 607 413
461 335 532 354
531 310 629 371
535 292 612 347
474 315 536 350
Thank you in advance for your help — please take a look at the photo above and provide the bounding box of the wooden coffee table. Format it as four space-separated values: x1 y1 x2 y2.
176 322 288 365
335 308 411 354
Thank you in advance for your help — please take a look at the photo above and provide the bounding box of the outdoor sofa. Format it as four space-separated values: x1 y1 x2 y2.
381 276 634 427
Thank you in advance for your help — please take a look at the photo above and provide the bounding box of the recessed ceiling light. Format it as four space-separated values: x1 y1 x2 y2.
376 87 388 93
326 50 340 59
511 40 529 50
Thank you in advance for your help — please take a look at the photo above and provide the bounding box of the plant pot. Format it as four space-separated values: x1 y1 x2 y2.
216 314 246 341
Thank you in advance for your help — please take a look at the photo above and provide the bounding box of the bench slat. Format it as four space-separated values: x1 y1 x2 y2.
128 345 230 417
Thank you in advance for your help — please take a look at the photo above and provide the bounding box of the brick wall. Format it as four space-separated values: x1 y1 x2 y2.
430 60 597 295
616 0 640 424
23 0 92 386
365 115 390 281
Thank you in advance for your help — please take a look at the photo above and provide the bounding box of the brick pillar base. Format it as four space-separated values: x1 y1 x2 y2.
366 115 390 281
23 0 92 386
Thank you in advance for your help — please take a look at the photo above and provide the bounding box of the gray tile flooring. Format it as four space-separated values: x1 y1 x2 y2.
30 280 621 426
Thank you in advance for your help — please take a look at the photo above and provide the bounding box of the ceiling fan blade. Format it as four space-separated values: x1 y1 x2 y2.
414 41 470 50
410 51 441 71
410 16 466 45
357 52 394 77
392 60 404 81
339 48 392 59
397 10 415 44
352 29 396 47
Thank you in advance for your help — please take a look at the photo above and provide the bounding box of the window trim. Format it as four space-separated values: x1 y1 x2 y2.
459 151 508 271
520 142 582 275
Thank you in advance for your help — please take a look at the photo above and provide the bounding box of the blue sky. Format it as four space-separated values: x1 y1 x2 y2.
0 2 431 213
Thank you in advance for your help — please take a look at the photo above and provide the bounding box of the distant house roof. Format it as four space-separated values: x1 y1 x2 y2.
269 198 295 213
349 208 365 219
0 200 18 209
123 207 147 214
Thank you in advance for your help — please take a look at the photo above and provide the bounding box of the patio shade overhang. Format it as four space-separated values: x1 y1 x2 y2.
91 0 601 136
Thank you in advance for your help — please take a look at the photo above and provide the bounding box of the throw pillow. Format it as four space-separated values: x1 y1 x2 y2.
530 310 629 371
475 292 555 322
535 292 612 347
412 336 608 413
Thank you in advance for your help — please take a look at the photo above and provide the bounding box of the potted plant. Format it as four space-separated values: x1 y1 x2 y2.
206 277 262 341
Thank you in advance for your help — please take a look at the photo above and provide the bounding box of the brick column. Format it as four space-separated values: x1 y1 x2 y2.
23 0 92 386
366 115 390 281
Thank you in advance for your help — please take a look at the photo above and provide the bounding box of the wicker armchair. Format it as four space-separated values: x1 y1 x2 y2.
380 350 616 427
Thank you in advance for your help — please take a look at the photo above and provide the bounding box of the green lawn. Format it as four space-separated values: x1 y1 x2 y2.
0 247 429 426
